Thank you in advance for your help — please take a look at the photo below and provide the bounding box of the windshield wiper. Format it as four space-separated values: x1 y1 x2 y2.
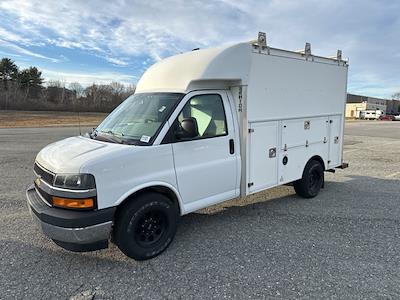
95 130 125 144
95 130 141 145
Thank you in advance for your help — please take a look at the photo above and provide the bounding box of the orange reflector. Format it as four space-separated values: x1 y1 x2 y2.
52 197 94 209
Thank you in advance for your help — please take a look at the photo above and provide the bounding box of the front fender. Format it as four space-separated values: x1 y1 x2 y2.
115 181 185 215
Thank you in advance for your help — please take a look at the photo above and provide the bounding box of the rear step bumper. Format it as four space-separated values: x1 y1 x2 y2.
335 162 349 169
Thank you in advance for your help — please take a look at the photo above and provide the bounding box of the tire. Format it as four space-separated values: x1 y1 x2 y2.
293 159 324 198
114 192 179 260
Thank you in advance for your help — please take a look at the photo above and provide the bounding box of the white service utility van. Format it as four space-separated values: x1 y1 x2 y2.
359 109 383 120
27 33 348 260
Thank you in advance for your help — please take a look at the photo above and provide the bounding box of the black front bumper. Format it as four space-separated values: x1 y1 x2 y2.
26 185 116 252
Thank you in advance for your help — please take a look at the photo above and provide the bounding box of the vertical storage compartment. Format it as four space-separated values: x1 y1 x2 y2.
248 121 279 194
328 115 343 168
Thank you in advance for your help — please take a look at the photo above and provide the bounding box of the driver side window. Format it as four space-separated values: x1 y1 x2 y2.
166 94 228 143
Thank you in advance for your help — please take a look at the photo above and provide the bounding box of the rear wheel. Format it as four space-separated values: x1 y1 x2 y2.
294 159 324 198
114 192 179 260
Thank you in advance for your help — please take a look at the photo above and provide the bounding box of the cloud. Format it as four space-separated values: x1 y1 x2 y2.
0 27 37 46
0 50 21 57
349 71 399 98
0 39 60 62
0 0 399 97
40 68 137 86
103 56 129 67
0 0 253 62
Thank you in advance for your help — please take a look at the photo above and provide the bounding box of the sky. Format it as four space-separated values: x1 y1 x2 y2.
0 0 399 98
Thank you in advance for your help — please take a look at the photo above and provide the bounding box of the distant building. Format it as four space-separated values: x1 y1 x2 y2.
346 93 387 118
386 99 400 115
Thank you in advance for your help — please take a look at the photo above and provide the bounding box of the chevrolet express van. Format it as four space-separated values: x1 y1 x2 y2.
27 33 348 260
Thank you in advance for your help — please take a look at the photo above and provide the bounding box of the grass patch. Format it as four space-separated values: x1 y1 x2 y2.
0 110 108 128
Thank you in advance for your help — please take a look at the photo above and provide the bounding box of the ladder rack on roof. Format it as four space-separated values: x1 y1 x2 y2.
251 32 346 64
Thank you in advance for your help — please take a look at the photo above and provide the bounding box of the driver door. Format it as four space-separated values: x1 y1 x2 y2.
162 91 238 213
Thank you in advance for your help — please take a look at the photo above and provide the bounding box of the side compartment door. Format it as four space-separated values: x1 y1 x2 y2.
248 121 279 194
165 91 238 212
278 117 329 184
328 115 342 168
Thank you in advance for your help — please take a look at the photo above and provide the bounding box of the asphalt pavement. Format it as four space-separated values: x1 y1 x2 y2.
1 121 400 299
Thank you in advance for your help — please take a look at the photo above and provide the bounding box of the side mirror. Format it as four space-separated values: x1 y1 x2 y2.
176 117 199 140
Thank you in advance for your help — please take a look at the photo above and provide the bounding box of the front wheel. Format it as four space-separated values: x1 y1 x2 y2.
293 159 324 198
114 192 179 260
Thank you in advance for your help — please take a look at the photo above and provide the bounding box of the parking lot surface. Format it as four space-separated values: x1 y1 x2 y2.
1 121 400 299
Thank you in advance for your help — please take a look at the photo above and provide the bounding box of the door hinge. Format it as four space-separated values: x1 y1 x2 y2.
248 128 254 133
248 182 254 188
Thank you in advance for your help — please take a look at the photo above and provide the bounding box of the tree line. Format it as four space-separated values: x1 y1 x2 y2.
0 58 136 112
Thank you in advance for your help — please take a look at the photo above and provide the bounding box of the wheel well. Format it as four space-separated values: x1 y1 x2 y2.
309 155 326 171
114 186 181 220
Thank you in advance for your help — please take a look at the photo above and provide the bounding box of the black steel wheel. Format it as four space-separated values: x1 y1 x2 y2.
294 159 324 198
134 210 168 247
114 192 179 260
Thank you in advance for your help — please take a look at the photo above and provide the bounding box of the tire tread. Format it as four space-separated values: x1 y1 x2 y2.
114 192 178 260
293 159 324 198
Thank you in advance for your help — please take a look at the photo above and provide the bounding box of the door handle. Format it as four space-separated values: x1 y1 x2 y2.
229 139 234 154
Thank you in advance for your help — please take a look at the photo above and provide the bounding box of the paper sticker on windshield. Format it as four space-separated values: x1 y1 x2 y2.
140 135 151 143
158 106 166 112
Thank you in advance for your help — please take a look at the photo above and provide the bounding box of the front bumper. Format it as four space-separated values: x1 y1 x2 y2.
26 184 116 252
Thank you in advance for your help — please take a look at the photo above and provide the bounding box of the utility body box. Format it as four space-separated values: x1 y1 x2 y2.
137 36 348 197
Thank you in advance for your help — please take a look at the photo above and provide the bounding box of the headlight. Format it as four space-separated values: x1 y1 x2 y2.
53 174 96 190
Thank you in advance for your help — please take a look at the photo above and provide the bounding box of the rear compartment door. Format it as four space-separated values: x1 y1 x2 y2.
248 121 278 193
328 115 342 168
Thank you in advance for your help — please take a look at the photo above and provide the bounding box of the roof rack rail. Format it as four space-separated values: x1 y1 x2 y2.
251 32 269 53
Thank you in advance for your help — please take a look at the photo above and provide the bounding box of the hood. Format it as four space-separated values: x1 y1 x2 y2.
36 136 129 173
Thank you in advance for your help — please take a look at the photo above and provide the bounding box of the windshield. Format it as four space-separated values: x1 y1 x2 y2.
94 93 183 145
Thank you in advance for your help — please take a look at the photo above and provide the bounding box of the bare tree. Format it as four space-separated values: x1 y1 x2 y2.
110 81 125 96
0 57 135 111
69 82 84 98
45 80 70 104
84 84 99 105
392 92 400 100
47 80 64 88
125 84 136 96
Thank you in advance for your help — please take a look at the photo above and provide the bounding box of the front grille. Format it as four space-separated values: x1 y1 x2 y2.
34 162 55 185
27 187 50 211
35 183 53 205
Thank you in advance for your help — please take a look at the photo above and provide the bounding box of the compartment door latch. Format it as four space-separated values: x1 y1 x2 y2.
269 147 276 158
